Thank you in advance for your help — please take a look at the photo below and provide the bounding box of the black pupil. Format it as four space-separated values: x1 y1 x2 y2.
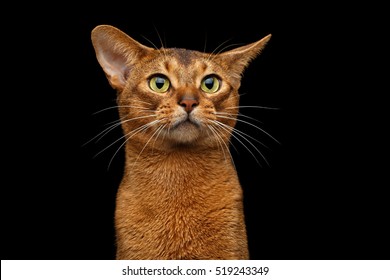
155 77 165 89
204 77 214 89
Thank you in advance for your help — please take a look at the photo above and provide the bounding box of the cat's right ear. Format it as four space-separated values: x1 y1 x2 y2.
91 25 154 91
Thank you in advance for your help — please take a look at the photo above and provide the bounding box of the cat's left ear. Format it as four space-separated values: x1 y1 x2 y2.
218 34 272 77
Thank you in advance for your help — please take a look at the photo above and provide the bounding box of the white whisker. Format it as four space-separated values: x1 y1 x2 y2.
124 100 153 106
92 105 150 115
207 124 227 162
96 120 157 158
83 114 156 147
211 120 266 167
225 105 280 110
216 114 280 144
216 111 264 124
207 124 236 169
206 40 242 63
214 120 269 166
214 119 269 149
82 120 122 147
132 122 166 167
151 124 167 152
106 120 162 170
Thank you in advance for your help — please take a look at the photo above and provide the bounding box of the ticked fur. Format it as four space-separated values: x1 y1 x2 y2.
91 25 271 259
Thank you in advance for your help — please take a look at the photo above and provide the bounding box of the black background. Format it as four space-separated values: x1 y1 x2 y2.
2 5 388 260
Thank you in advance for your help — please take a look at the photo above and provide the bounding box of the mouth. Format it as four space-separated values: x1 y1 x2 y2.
167 117 202 143
171 117 200 130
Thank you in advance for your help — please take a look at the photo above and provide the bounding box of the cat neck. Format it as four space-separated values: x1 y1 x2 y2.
121 142 237 193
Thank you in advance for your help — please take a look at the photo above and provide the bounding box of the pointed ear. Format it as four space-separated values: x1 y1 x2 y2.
217 34 272 78
91 25 154 91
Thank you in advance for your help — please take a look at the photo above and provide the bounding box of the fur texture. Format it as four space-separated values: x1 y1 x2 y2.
91 25 271 259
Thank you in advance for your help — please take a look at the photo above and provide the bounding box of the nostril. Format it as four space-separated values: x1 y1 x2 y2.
179 100 198 108
179 98 199 113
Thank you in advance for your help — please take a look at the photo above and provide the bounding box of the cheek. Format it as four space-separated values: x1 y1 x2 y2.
155 100 179 122
189 101 217 125
197 103 216 118
156 103 172 115
210 86 239 111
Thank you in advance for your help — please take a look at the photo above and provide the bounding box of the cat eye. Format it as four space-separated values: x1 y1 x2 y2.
149 75 170 93
201 75 220 93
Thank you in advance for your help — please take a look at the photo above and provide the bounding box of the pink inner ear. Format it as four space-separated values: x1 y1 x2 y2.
97 48 130 90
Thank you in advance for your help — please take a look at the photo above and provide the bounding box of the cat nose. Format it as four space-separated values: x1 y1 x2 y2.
179 97 199 113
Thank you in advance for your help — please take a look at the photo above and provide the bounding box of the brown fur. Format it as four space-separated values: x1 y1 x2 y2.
91 25 271 259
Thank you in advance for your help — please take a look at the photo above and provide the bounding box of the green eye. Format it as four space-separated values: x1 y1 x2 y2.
201 75 220 93
149 75 170 93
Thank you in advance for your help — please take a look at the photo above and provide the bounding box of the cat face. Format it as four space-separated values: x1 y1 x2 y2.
91 25 271 150
117 48 241 146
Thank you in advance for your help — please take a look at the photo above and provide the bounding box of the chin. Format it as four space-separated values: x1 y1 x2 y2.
166 122 202 145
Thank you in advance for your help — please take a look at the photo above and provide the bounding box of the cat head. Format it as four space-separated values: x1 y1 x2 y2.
91 25 271 151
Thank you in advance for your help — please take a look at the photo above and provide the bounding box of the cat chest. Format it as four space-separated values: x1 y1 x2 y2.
115 170 244 258
117 192 207 253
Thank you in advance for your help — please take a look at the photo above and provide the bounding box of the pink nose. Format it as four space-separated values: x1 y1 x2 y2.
179 98 199 113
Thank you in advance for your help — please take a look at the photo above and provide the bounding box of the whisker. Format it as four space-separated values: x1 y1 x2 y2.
83 114 156 147
238 92 250 97
225 105 280 110
117 100 153 106
211 123 241 155
151 24 166 48
107 120 162 170
92 105 150 115
203 31 208 53
207 124 236 169
211 120 266 167
105 114 156 126
213 42 244 55
103 115 129 126
207 124 227 162
216 114 280 144
141 25 168 60
216 111 264 124
132 122 166 167
97 121 155 158
209 38 231 54
214 119 269 149
105 100 153 111
83 118 124 147
206 40 242 63
151 124 167 152
135 109 156 114
214 120 270 166
141 35 160 50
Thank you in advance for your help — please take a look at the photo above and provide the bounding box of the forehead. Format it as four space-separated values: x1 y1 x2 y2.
166 48 206 66
152 48 211 76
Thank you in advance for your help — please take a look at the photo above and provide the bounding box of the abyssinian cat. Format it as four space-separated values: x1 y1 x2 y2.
91 25 271 259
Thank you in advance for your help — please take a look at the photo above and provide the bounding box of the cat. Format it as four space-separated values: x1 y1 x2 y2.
90 24 271 259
